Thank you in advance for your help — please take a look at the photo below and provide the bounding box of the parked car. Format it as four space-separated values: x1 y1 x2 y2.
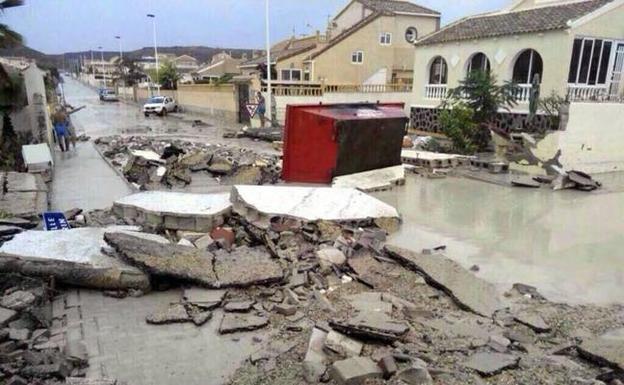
143 96 178 116
100 89 119 102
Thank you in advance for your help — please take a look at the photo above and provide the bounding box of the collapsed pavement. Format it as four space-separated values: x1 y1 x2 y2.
0 184 623 385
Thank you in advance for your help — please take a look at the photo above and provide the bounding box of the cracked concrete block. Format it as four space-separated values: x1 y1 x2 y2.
330 357 383 385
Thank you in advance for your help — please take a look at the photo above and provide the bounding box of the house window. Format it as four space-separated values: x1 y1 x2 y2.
467 52 491 75
429 56 448 84
380 32 392 45
568 38 613 85
405 27 418 43
512 49 543 84
280 69 302 81
351 51 364 64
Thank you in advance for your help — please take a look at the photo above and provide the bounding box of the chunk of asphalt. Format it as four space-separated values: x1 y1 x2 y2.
218 313 269 334
385 245 503 317
463 352 519 376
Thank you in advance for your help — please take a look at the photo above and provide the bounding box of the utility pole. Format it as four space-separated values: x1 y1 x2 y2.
147 14 160 95
265 0 273 126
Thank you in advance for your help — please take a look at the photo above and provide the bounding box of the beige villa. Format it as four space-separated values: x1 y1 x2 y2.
241 0 441 87
411 0 624 123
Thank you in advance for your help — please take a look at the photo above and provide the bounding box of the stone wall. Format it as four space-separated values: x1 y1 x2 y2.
410 106 554 134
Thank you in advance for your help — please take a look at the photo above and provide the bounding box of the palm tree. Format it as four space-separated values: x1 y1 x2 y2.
0 0 24 48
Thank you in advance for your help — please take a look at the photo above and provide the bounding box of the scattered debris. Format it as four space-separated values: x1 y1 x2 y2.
95 135 281 190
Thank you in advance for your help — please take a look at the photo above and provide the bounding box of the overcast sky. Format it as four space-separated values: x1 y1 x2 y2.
3 0 508 54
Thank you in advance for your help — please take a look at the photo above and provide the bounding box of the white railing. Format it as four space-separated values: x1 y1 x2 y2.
425 84 447 99
567 84 609 101
513 84 533 102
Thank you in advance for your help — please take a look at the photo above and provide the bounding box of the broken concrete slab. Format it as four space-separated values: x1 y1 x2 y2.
0 291 35 311
317 247 347 268
331 165 406 192
330 356 383 385
5 172 47 193
0 218 36 229
578 337 624 371
397 364 433 385
224 301 255 313
0 226 23 237
182 288 226 309
190 310 213 326
0 308 18 327
463 352 519 376
218 313 269 334
303 327 330 383
104 232 218 287
113 191 231 232
213 246 284 288
273 303 297 316
330 311 409 343
0 191 47 218
230 185 400 228
347 292 393 315
325 330 363 358
0 227 151 290
385 245 503 317
146 304 191 325
514 310 551 332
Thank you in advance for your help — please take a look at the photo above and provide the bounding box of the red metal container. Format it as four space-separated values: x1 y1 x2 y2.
282 103 408 183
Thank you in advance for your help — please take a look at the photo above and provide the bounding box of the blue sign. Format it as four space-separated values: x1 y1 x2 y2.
43 212 71 231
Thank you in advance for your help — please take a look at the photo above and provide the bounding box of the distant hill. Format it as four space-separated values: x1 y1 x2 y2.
0 45 260 70
0 46 62 69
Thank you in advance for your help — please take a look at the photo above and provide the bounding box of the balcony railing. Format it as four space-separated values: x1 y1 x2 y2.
567 84 609 101
424 84 447 99
261 83 412 96
512 84 533 102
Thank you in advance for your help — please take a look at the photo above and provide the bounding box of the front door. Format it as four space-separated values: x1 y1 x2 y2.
609 43 624 97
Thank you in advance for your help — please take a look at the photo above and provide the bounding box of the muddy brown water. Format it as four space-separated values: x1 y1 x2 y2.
373 174 624 305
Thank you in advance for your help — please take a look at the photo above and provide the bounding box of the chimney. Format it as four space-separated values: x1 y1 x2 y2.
316 30 320 42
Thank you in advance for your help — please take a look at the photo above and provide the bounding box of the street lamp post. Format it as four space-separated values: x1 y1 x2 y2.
265 0 273 126
115 36 124 88
147 14 160 95
115 35 123 63
98 46 106 88
89 49 95 85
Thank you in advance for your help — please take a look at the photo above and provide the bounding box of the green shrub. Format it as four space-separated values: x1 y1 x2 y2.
439 103 479 155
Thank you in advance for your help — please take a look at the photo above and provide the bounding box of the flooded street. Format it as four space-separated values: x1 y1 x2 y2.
374 175 624 305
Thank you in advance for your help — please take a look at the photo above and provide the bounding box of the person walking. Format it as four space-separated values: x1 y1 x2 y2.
52 106 70 152
256 91 266 128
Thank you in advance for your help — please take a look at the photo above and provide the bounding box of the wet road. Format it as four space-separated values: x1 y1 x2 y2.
51 77 275 210
374 174 624 305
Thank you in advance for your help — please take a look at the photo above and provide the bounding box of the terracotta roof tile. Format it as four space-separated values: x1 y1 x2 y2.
417 0 613 46
358 0 440 15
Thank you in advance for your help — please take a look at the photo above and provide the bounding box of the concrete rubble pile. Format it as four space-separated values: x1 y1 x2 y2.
0 273 129 385
94 135 282 190
1 185 623 385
